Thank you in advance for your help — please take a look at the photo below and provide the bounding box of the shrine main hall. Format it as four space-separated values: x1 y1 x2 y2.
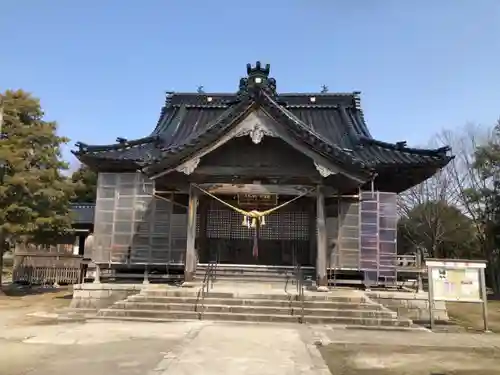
73 61 452 287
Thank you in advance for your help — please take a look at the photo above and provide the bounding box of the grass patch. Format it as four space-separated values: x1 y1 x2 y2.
446 299 500 333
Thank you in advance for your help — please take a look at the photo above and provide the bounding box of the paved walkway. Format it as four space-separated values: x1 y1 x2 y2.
150 322 329 375
0 320 330 375
2 318 500 374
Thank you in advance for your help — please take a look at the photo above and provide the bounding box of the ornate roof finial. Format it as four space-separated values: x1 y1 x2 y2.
239 61 277 98
197 85 205 94
321 85 329 93
246 61 271 77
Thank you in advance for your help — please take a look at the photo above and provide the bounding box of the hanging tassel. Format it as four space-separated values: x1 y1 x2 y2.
261 216 266 226
251 217 256 228
242 215 248 227
252 219 260 259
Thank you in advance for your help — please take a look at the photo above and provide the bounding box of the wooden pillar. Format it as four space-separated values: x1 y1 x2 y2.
198 198 209 262
316 185 328 288
308 198 317 267
184 185 199 282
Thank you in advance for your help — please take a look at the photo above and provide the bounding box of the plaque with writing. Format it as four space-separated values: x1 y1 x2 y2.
237 193 277 207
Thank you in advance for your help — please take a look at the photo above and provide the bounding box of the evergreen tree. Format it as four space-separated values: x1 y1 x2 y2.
71 164 97 203
0 90 74 286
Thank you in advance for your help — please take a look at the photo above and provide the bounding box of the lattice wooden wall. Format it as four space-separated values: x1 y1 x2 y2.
205 200 309 241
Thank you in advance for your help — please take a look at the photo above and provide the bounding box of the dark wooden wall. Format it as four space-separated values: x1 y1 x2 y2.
197 136 320 180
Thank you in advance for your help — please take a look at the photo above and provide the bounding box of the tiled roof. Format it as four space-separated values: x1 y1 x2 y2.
139 91 375 181
69 203 95 224
73 136 161 162
72 62 452 175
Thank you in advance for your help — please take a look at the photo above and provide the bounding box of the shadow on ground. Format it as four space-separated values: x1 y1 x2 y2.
320 343 500 375
1 284 72 298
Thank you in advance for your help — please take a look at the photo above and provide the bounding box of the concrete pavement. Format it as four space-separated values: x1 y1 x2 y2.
2 319 500 374
0 320 330 375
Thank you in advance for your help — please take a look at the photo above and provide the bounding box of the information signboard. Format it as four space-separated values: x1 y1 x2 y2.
425 259 488 331
430 267 481 302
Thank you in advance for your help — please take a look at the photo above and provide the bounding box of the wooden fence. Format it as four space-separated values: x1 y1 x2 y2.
12 244 84 285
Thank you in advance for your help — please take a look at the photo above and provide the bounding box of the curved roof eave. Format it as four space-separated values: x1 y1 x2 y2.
73 135 160 156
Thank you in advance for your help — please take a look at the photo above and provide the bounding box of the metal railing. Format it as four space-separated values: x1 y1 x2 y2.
294 264 305 324
195 259 218 320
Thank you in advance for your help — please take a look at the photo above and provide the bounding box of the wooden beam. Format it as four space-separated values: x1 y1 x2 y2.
198 183 315 196
316 185 328 288
184 184 199 282
195 165 320 178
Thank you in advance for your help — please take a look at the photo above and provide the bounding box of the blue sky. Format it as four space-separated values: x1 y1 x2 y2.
1 1 499 170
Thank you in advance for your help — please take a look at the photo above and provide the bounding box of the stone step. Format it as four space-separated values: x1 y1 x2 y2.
196 266 313 275
344 324 429 332
196 265 314 272
127 295 382 310
195 271 314 280
97 308 411 327
196 270 294 278
194 274 295 285
196 277 296 284
56 307 97 315
140 289 365 303
92 315 416 331
141 289 235 299
112 301 396 319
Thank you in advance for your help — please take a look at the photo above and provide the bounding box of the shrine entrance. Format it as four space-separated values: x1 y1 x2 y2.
195 184 316 267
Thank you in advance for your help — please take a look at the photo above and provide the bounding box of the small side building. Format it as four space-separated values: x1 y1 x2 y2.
72 62 452 286
69 203 95 256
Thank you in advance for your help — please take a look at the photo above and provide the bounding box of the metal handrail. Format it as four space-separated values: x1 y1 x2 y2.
195 260 216 319
293 264 305 324
298 266 305 324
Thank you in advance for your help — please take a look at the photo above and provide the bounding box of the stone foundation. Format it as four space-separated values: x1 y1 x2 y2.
366 291 449 322
70 283 145 310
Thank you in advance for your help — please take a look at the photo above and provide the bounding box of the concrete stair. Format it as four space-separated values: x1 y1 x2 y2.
195 264 315 284
96 287 413 328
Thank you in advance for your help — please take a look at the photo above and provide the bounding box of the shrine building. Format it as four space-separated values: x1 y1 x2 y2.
73 62 452 287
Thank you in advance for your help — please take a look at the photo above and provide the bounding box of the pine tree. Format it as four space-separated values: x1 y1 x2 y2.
71 164 97 203
0 90 74 286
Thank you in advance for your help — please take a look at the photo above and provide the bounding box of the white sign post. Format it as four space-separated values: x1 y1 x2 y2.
426 259 489 332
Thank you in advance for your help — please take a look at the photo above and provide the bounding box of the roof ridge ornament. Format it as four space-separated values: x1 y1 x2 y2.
236 61 277 100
